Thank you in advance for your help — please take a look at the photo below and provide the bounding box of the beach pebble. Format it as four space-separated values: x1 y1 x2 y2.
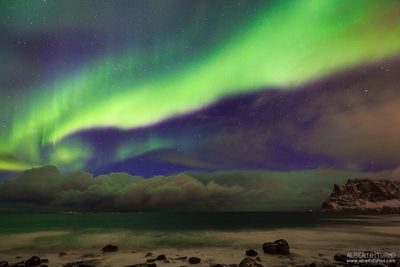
333 253 346 263
246 249 258 257
145 252 153 257
102 244 118 252
189 257 201 264
157 255 167 261
25 256 41 266
239 257 262 267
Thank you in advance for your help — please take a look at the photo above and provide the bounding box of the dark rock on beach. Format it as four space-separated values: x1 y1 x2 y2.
25 256 41 266
263 239 290 255
246 250 258 257
156 255 167 261
145 253 153 258
333 253 347 263
188 257 201 264
102 244 118 252
239 257 263 267
0 261 8 267
146 259 157 263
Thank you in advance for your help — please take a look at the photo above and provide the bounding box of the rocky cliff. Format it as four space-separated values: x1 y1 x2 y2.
321 178 400 212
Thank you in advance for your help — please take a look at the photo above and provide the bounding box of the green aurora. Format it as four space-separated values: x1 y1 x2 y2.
1 0 400 172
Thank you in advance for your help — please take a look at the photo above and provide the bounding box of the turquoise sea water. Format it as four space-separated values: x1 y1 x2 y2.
0 212 397 233
0 212 399 251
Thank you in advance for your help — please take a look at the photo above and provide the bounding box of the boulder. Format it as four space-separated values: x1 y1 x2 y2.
262 239 289 255
102 244 118 252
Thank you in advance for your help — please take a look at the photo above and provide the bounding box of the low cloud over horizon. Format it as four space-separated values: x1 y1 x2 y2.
3 165 399 212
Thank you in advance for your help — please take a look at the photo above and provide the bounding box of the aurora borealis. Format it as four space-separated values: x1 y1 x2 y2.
1 0 400 177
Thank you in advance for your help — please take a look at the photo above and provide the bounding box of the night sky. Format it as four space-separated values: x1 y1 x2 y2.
1 0 400 177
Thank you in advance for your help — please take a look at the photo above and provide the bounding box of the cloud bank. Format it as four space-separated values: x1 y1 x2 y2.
0 165 374 211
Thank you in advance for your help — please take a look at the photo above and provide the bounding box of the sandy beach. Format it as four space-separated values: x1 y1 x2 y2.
0 214 399 267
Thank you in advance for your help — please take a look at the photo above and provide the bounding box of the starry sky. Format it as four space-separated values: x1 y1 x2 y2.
1 0 400 177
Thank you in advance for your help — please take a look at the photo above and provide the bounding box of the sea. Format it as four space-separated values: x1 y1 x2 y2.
0 212 399 253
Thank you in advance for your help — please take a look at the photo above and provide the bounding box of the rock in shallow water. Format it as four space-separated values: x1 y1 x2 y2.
262 239 290 255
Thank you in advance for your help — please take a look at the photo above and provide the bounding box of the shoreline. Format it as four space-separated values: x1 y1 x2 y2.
0 226 399 267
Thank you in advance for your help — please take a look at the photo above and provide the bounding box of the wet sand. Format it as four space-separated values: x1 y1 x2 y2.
0 215 399 266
